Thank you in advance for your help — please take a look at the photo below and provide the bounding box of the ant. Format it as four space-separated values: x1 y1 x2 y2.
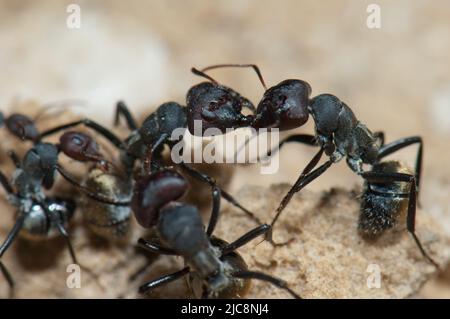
187 64 438 267
0 129 117 294
128 151 300 298
38 101 261 224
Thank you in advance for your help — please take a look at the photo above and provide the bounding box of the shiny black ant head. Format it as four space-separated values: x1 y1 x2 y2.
157 203 208 257
186 82 254 136
253 79 311 131
139 102 187 145
131 169 189 228
4 113 40 141
58 131 106 167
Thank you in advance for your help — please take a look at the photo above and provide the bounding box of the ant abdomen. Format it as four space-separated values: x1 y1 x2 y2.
20 198 75 240
359 161 412 237
82 168 132 239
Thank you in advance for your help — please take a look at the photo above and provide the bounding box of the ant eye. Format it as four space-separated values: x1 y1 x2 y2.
71 136 83 146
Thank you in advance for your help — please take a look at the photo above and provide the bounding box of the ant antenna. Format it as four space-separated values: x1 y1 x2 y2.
200 64 267 90
191 67 219 85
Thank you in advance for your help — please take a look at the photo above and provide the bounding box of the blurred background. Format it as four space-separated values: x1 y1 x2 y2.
0 0 449 297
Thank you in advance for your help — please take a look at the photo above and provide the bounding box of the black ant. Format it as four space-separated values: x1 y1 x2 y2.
0 129 117 294
38 101 261 224
128 152 300 298
187 64 438 267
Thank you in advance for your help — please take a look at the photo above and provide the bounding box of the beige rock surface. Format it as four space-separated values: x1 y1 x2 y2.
1 178 448 298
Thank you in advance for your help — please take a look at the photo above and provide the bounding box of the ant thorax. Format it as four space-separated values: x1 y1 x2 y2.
11 168 45 201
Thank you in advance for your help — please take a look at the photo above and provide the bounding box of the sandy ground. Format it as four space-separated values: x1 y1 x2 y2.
0 0 449 298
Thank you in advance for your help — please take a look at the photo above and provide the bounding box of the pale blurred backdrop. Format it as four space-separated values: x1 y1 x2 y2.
0 0 449 297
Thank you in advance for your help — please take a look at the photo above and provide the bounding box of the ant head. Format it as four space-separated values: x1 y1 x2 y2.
253 79 311 131
132 169 189 228
140 102 187 145
157 203 207 257
186 82 254 136
5 113 40 141
59 131 106 167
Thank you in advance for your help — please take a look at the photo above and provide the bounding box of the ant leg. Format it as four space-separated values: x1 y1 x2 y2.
0 261 14 297
0 171 14 194
221 224 271 255
232 270 301 299
56 165 130 206
361 171 439 269
7 151 21 168
200 64 267 90
236 133 316 164
265 134 316 158
377 136 423 204
137 238 177 255
54 221 78 264
373 131 385 146
201 287 209 299
39 119 125 151
142 133 169 174
206 186 220 237
114 101 138 131
269 159 333 246
0 215 25 258
178 162 262 225
139 267 190 294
